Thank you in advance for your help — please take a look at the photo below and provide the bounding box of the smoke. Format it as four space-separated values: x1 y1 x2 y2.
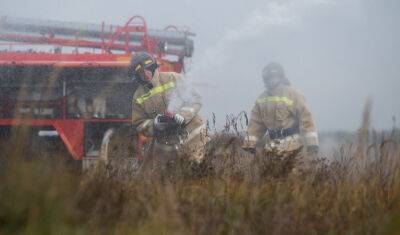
191 0 351 71
191 1 303 72
167 77 202 115
186 0 354 127
181 0 399 131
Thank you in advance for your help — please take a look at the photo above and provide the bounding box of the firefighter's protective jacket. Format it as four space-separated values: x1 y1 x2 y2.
132 71 203 144
244 82 319 149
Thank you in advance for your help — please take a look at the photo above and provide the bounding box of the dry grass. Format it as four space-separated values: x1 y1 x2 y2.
1 128 400 235
1 109 400 234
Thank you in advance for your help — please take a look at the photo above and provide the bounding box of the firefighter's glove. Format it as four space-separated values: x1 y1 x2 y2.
154 114 167 131
173 113 185 126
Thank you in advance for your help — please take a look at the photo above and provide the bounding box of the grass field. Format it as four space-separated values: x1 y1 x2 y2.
1 113 400 234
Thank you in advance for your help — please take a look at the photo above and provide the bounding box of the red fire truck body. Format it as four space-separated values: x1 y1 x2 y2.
0 16 194 163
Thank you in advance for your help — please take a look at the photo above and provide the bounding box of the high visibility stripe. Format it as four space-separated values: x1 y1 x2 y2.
256 96 294 106
135 81 176 104
135 64 142 71
305 131 318 139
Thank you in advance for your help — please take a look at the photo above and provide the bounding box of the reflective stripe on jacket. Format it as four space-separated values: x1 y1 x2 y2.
131 71 203 142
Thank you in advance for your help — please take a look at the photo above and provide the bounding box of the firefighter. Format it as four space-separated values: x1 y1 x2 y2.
131 52 207 165
242 62 319 164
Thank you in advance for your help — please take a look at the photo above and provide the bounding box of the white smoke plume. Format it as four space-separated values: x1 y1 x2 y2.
184 0 367 129
167 76 202 115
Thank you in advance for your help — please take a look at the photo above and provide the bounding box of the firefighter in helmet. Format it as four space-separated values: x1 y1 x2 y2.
131 52 207 165
242 62 319 162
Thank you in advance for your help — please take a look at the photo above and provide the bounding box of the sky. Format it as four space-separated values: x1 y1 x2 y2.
1 0 400 131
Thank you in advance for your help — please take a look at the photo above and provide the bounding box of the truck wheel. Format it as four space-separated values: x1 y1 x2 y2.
99 128 139 173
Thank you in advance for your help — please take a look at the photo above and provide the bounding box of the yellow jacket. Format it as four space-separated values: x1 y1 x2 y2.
244 82 318 149
132 71 203 143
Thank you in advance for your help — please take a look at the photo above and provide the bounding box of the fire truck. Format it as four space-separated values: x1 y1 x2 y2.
0 15 194 167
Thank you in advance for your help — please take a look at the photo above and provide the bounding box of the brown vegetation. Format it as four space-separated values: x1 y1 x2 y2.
1 108 400 234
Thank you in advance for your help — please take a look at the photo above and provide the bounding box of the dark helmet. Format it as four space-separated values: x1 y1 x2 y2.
130 52 159 76
262 62 285 81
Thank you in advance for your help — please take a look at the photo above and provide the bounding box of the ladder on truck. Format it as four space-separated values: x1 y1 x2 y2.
0 15 195 61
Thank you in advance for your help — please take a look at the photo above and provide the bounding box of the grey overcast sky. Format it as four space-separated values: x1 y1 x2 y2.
1 0 400 131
